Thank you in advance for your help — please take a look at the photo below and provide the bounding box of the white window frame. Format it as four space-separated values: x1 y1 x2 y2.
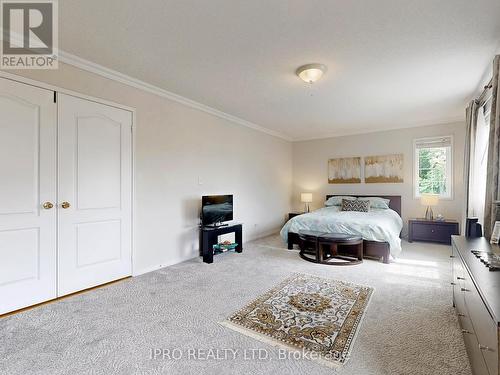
413 135 454 200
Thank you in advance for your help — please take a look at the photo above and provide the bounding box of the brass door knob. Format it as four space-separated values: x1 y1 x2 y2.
42 202 54 209
61 202 71 209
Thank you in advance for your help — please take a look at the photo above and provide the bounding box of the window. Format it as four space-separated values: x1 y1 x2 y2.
414 136 453 199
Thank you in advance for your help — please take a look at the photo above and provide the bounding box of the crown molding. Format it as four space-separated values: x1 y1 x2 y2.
292 117 465 142
58 51 292 141
0 27 289 141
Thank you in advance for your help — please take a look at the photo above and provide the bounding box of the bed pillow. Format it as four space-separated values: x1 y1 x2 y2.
325 196 357 206
341 198 370 212
357 197 390 209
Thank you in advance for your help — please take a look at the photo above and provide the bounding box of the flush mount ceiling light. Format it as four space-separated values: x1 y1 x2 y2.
296 63 327 84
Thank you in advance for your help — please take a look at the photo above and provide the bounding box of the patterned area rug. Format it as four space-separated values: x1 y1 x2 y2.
221 273 373 368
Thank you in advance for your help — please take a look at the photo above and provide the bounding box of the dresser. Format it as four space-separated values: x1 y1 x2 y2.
408 219 459 244
452 236 500 375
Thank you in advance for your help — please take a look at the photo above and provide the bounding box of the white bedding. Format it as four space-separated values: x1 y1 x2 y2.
280 206 403 257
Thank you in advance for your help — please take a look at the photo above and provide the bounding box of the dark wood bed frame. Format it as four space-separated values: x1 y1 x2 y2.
287 195 402 264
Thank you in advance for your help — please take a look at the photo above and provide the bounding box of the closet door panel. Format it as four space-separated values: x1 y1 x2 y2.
57 94 132 296
0 96 40 214
0 78 57 314
76 116 122 210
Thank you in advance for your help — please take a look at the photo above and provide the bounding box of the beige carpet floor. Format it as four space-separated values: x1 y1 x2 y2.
0 236 472 375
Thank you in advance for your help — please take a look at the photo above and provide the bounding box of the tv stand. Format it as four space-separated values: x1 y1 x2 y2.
205 223 229 228
200 223 243 264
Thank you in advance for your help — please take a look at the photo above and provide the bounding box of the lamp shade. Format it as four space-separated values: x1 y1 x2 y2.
420 194 439 207
301 193 313 203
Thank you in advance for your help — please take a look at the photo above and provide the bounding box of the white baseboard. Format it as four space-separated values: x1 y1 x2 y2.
132 255 193 276
132 228 281 277
246 228 281 242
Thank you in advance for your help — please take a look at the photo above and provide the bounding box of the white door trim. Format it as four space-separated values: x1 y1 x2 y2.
0 71 137 277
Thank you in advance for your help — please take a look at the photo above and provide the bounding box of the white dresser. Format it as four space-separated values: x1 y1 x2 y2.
452 236 500 375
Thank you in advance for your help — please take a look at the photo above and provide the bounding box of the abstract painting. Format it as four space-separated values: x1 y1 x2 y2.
328 157 361 184
364 154 404 183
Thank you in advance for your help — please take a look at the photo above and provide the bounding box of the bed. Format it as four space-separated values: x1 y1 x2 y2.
281 195 403 263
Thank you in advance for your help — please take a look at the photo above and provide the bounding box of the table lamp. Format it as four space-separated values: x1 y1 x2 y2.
301 193 313 213
420 194 439 220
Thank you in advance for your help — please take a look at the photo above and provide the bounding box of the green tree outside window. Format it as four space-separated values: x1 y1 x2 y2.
418 147 447 195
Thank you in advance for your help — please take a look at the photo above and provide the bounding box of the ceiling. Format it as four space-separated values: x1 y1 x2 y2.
60 0 500 141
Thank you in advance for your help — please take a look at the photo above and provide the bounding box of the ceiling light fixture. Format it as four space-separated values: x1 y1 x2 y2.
296 63 327 84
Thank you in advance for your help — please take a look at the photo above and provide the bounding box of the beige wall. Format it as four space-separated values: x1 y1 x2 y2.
292 122 466 237
8 63 292 275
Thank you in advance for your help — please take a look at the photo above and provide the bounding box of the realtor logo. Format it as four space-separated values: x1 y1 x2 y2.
1 0 58 69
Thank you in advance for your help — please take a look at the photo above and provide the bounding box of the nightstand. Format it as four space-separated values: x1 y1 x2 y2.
408 219 459 245
288 212 304 220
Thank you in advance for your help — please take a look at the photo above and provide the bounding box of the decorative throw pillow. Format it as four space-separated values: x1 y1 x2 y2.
341 198 370 212
325 196 357 206
358 197 390 209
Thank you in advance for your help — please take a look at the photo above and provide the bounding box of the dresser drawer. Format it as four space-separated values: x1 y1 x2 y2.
455 290 467 320
482 334 499 375
453 276 466 316
464 279 499 375
453 250 466 314
451 237 500 375
459 314 476 334
462 327 490 375
411 223 456 243
453 255 467 285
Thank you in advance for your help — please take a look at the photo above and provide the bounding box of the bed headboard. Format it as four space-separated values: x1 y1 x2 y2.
325 195 402 217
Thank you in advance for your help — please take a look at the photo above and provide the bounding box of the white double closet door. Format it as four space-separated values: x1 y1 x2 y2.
0 78 132 315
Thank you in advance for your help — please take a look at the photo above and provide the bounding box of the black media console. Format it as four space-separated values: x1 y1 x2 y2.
199 223 243 263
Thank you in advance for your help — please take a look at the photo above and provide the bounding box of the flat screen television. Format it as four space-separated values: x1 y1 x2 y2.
201 195 233 226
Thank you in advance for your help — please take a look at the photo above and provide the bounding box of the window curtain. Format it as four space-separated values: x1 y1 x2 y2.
470 108 489 224
464 100 478 220
485 55 500 238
